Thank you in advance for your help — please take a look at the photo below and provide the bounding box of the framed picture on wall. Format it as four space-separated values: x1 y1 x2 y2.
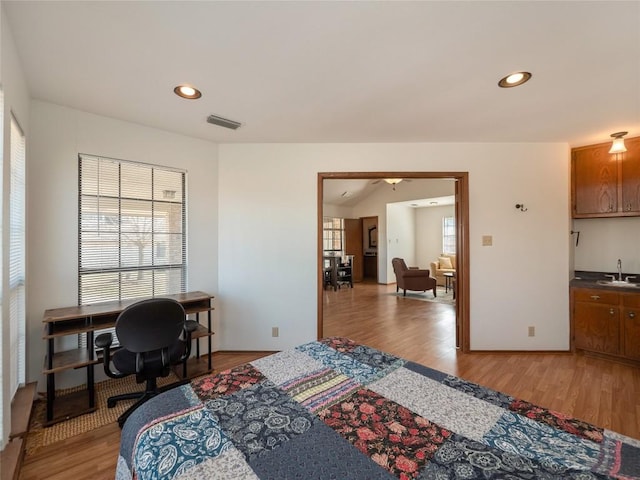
368 226 377 247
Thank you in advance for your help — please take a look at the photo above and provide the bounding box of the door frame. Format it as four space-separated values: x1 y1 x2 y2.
317 171 470 352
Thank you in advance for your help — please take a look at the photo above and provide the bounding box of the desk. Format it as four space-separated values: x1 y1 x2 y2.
42 291 214 426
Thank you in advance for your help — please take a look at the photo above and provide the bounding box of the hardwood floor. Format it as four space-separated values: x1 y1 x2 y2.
324 282 640 439
20 283 640 478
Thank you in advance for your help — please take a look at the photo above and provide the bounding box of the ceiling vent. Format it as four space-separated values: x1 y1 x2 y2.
207 114 242 130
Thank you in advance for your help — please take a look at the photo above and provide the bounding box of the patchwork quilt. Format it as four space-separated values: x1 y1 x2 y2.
117 337 640 480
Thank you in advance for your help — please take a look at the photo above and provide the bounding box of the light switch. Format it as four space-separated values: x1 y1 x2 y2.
482 235 493 246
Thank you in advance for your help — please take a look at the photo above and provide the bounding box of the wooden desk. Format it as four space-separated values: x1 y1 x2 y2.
42 291 214 426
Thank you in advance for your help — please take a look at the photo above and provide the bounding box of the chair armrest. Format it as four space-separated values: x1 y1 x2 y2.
95 332 113 349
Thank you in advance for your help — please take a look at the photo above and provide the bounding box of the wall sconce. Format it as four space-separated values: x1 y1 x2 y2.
609 131 628 154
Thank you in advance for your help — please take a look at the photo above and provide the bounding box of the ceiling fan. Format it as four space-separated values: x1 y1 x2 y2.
371 178 412 190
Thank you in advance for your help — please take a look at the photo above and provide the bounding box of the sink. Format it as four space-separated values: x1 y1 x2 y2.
596 280 639 288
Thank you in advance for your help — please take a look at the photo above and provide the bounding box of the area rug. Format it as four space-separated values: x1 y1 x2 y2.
24 373 180 456
387 286 455 304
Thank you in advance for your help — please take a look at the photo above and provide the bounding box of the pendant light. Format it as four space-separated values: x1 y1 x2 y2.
609 132 628 154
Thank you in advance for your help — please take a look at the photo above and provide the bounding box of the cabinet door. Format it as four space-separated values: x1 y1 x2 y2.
572 144 618 216
574 302 620 354
344 218 363 282
623 308 640 360
621 137 640 214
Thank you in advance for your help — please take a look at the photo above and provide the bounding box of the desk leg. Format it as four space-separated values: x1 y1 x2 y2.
207 309 212 371
46 337 54 422
87 331 95 409
46 372 55 422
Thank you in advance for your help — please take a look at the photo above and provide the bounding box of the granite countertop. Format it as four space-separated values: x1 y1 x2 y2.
571 270 640 293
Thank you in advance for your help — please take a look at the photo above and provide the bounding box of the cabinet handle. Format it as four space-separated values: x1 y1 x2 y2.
630 311 636 319
610 308 616 315
590 295 600 300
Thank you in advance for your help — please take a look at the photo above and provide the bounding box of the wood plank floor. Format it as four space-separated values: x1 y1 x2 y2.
20 282 640 479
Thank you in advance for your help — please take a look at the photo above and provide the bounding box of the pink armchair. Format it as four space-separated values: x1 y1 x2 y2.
391 258 437 297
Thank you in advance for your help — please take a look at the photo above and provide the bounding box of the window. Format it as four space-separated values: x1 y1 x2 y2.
442 216 456 254
0 88 4 445
78 155 186 343
323 217 344 255
9 114 26 400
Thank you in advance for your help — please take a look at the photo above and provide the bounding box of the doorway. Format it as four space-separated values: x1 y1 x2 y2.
317 171 470 352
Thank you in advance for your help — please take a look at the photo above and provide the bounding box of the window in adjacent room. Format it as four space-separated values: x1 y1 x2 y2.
78 154 186 346
322 217 344 256
442 216 456 254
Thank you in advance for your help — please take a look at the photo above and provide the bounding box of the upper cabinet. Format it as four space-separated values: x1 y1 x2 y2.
572 136 640 218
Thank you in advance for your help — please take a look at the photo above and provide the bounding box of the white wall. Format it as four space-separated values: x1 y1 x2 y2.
386 203 416 283
1 6 31 448
572 217 640 274
26 101 219 389
218 142 571 352
416 204 456 269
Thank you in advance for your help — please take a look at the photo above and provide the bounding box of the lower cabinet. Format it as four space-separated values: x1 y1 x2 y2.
623 294 640 360
571 287 640 362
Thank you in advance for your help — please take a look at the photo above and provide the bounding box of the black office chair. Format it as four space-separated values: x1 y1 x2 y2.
95 298 196 427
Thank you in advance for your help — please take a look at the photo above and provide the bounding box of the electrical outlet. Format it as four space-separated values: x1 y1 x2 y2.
272 327 279 337
528 326 535 337
482 235 493 246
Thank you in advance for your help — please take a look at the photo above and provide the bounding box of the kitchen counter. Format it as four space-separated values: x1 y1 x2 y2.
571 270 640 293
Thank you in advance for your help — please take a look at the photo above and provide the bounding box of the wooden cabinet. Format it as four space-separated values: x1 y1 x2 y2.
623 294 640 360
571 287 639 363
344 219 363 282
42 291 214 425
363 255 377 280
572 136 640 217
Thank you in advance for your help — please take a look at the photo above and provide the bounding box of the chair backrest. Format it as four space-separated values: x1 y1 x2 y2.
391 257 408 277
115 298 186 353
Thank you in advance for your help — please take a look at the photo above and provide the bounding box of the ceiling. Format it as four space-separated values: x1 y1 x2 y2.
3 1 639 147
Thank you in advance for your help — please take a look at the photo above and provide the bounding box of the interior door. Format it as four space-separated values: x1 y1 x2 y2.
344 218 364 282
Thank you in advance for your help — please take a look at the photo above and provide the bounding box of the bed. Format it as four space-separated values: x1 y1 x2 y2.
117 337 639 479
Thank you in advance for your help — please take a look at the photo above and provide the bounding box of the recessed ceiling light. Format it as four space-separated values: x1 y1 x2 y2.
174 84 202 99
498 71 532 88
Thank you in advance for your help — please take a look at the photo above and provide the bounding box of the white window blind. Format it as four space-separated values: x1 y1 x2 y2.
0 88 4 446
9 114 26 400
78 155 186 344
442 216 456 255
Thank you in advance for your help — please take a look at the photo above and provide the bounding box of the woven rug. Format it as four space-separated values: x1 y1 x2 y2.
25 372 181 456
387 286 455 304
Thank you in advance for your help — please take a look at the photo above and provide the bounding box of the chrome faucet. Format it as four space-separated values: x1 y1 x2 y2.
618 259 623 281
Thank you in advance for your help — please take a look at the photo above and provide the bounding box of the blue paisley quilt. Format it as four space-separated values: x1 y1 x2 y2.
116 337 640 480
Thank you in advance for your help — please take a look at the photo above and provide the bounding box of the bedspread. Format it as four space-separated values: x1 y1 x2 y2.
116 337 640 479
